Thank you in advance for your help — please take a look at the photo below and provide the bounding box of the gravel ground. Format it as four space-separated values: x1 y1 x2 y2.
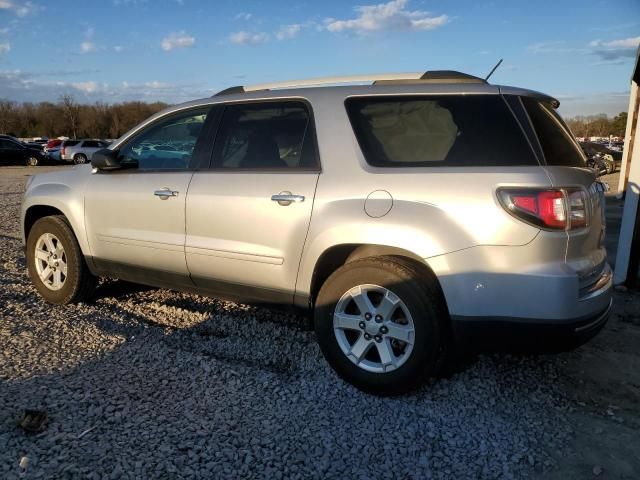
1 166 638 479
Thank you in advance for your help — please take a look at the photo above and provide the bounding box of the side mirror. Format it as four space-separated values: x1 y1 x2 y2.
91 149 138 170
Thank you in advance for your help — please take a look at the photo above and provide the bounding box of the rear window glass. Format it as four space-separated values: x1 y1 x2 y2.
345 95 537 167
522 97 586 167
64 140 79 147
212 101 317 170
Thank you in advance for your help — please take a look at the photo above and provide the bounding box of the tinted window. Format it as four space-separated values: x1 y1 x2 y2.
522 97 586 167
345 95 537 167
212 101 316 169
0 139 15 148
64 140 80 147
119 108 209 170
83 140 101 148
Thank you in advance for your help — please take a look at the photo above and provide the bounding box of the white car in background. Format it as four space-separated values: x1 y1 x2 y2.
60 140 110 164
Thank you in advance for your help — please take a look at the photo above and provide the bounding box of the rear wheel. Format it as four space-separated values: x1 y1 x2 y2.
26 216 97 304
73 153 87 164
314 256 444 395
604 159 615 174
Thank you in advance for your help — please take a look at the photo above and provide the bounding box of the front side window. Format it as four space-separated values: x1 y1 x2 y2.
345 95 538 167
212 101 317 170
521 97 586 167
119 108 210 170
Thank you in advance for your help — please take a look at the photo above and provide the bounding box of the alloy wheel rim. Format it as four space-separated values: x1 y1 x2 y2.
34 233 67 291
28 157 37 166
333 284 415 373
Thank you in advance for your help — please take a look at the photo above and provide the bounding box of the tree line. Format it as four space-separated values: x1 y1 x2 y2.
0 95 168 140
0 95 630 140
564 111 628 139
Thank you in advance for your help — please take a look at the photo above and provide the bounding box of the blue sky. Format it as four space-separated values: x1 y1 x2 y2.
0 0 638 116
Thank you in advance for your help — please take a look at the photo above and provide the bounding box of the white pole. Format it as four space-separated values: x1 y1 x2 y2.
617 82 638 195
614 79 640 285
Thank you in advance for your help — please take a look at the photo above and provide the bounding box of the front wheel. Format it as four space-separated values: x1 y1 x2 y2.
25 156 39 166
314 256 444 395
26 216 97 304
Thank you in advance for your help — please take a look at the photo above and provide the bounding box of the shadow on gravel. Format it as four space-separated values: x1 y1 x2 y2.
93 279 156 300
0 274 584 479
0 236 625 479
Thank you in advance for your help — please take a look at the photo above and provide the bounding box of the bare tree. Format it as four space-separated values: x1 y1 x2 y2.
60 94 80 139
0 100 17 134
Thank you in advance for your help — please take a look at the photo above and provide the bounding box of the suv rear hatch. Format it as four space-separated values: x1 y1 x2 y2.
520 96 608 296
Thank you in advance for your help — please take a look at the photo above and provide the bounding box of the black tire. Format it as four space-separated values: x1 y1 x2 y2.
314 256 444 395
25 156 39 167
26 216 97 304
73 154 87 164
605 160 615 174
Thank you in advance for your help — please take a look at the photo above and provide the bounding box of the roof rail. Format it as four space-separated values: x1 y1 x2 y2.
212 70 486 96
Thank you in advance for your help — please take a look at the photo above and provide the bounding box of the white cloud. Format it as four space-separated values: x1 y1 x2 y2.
589 36 639 60
324 0 448 34
80 41 95 53
276 24 302 40
592 37 640 49
113 45 124 52
144 80 170 89
0 42 9 54
72 81 98 93
527 41 579 54
161 31 195 51
229 31 270 45
113 0 147 5
235 12 252 21
0 1 38 17
529 37 639 61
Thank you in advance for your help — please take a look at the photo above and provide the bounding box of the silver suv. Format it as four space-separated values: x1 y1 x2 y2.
21 71 612 394
60 139 109 164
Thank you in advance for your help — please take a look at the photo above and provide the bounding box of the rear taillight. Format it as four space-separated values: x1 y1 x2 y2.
566 188 588 229
498 188 589 231
61 146 66 156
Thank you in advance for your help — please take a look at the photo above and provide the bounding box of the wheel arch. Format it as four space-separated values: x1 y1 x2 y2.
307 244 448 314
22 199 90 258
24 205 67 241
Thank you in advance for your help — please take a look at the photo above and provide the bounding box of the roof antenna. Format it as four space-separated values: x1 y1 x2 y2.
484 58 503 82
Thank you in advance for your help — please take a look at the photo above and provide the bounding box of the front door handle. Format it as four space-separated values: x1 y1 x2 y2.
271 192 305 206
154 188 179 200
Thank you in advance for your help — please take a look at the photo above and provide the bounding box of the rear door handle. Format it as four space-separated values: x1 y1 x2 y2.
154 188 179 199
271 192 305 206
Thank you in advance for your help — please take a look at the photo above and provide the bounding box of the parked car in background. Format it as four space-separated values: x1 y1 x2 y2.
0 135 45 166
60 140 109 164
45 139 64 152
21 71 612 394
579 141 622 174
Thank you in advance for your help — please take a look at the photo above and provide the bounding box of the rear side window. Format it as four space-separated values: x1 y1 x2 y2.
64 140 80 147
83 140 100 148
521 97 586 167
212 101 318 170
345 95 537 167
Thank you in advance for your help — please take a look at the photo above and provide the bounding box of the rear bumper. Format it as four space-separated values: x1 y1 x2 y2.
426 237 612 321
452 298 612 352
